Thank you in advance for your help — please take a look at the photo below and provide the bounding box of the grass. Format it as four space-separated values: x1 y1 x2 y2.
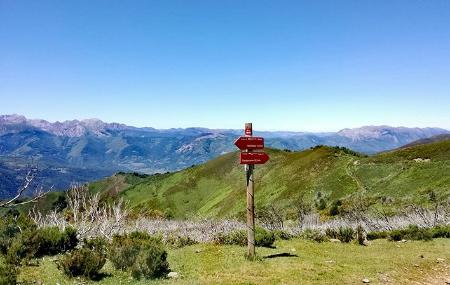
85 140 450 219
16 238 450 284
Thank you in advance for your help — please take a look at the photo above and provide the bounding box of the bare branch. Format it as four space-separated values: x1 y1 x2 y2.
0 167 51 208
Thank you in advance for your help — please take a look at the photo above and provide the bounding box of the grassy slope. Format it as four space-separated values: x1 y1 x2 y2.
89 140 450 219
17 239 450 284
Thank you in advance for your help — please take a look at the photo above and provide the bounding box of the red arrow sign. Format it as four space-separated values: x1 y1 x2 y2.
234 137 264 150
240 152 269 164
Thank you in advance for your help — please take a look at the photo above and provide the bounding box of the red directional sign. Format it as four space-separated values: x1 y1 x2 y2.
240 152 269 164
234 137 264 150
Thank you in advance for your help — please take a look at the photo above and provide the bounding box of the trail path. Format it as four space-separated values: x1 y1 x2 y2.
345 158 366 192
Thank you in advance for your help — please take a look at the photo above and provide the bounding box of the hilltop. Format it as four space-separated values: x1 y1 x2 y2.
89 139 450 219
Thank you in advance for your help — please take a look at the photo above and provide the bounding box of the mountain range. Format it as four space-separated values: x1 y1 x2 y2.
0 114 448 198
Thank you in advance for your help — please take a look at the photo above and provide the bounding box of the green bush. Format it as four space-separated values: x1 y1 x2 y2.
34 226 78 257
61 227 78 251
214 230 246 246
131 244 170 279
83 237 108 254
273 230 292 240
388 230 404 241
388 225 433 241
6 226 78 265
255 227 276 247
166 235 197 248
431 225 450 238
6 229 38 265
337 227 354 243
0 263 17 285
404 225 432 241
109 236 142 270
0 213 36 255
60 247 106 279
366 231 388 240
364 226 449 241
59 237 107 279
301 229 328 243
0 222 19 255
213 227 275 248
109 232 170 279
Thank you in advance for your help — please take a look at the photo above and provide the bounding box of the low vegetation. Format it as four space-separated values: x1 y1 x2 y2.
11 238 450 284
213 227 276 247
109 232 170 279
60 238 107 279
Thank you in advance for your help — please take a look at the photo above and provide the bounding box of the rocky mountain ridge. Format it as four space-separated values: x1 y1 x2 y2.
0 114 448 197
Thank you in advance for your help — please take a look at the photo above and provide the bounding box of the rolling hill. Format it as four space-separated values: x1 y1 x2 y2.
400 134 450 148
89 139 450 219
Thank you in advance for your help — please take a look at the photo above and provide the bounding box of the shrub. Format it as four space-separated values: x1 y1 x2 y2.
6 229 38 265
301 229 328 243
109 232 169 279
325 228 338 239
366 231 388 240
131 244 170 279
0 213 35 255
60 247 106 279
273 230 292 240
337 227 354 243
431 225 450 238
388 225 432 241
328 200 342 216
214 230 246 246
255 227 276 247
404 225 432 241
213 227 275 248
388 230 404 241
34 226 78 257
0 263 17 285
109 233 145 270
166 235 197 248
389 225 433 241
6 226 78 264
61 227 78 251
0 221 20 255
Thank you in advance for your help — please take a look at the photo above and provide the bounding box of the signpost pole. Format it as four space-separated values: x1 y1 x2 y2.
245 123 256 258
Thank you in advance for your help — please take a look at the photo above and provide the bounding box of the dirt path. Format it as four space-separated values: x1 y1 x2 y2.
345 158 366 192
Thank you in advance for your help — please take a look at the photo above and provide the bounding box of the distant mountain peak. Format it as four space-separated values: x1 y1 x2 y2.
0 114 27 124
337 125 449 141
0 115 133 137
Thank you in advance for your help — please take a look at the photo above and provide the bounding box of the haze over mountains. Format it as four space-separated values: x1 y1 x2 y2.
0 114 449 197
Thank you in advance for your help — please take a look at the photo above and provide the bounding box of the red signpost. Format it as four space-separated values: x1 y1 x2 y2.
234 136 264 150
235 123 269 259
240 152 269 164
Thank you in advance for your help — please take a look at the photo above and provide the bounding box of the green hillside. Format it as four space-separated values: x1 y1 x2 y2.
89 140 450 219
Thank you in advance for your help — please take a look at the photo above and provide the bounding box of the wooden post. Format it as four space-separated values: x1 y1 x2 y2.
245 123 255 258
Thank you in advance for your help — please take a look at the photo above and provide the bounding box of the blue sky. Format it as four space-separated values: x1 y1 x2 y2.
1 0 449 131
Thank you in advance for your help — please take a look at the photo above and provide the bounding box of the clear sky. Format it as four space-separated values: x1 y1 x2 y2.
1 0 449 131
